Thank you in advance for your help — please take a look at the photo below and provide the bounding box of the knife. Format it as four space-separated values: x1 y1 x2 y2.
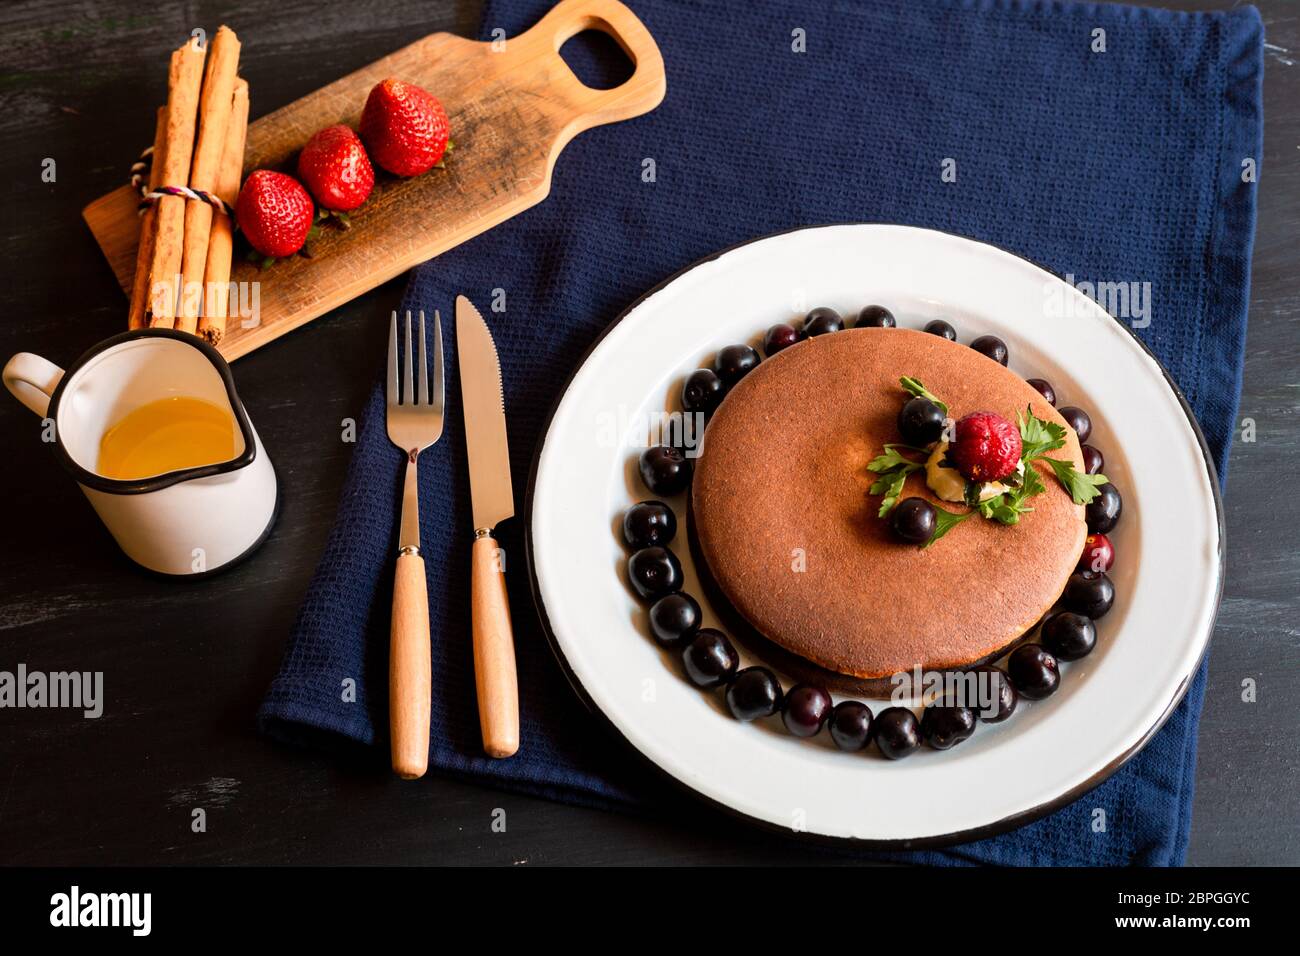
456 294 520 758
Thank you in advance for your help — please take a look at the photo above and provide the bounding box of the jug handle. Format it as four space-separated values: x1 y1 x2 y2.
3 353 64 418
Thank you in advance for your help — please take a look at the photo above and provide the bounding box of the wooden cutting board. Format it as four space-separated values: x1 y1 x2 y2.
82 0 665 361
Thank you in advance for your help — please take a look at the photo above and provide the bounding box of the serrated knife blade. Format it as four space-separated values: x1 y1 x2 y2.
456 295 514 533
456 294 520 759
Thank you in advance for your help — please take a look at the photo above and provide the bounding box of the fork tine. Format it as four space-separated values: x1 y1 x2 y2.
403 310 414 406
418 311 429 405
386 311 398 405
432 310 444 415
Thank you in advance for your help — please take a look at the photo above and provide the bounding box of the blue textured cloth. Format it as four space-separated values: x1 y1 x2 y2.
260 0 1262 864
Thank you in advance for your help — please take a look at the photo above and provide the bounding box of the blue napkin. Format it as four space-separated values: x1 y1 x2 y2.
260 0 1263 864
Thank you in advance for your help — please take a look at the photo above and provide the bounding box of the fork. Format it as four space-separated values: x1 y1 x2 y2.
386 309 444 780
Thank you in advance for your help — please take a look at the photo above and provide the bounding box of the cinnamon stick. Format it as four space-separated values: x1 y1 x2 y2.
127 106 168 330
177 26 241 334
146 39 206 329
199 79 249 346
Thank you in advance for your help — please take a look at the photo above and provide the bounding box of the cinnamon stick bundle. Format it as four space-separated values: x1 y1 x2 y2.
177 26 241 334
199 79 249 346
146 40 205 329
127 106 168 330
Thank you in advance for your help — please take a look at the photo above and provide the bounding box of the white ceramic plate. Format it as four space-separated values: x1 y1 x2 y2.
525 224 1222 844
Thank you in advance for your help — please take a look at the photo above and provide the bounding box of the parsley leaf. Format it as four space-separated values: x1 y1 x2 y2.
900 377 948 416
923 506 974 547
866 444 924 516
867 444 924 473
1043 459 1109 505
1017 405 1067 460
871 469 913 517
979 464 1045 525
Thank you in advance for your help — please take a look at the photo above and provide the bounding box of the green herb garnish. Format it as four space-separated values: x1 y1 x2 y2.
867 444 924 517
868 382 1111 546
978 462 1044 525
899 377 948 416
1018 405 1109 504
923 506 974 547
1042 457 1109 505
1017 405 1067 459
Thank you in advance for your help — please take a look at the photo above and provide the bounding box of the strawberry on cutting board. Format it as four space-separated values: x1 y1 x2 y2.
235 170 314 259
297 124 375 211
360 78 450 177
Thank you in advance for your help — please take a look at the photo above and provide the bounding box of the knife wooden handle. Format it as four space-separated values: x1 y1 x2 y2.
390 551 431 779
471 533 520 758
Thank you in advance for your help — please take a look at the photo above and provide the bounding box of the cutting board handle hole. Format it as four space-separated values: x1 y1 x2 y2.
558 28 635 91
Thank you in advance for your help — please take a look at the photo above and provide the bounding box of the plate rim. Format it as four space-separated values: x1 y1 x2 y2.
522 222 1226 849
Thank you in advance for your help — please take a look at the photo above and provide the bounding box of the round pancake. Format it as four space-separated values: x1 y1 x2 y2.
689 327 1086 686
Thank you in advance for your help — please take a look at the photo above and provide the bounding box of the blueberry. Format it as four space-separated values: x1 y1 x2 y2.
714 344 760 389
1058 406 1092 443
681 368 725 416
1081 444 1105 475
828 700 873 751
622 500 676 549
1026 378 1057 406
970 665 1018 722
802 307 843 337
872 707 922 760
1062 571 1115 619
1007 644 1060 700
1040 610 1097 661
782 684 832 737
920 697 977 750
626 546 682 601
763 323 800 356
855 305 895 328
923 319 956 340
1085 482 1122 533
638 445 692 496
647 592 701 647
970 335 1008 366
891 497 936 545
681 628 738 688
725 667 783 721
898 397 946 446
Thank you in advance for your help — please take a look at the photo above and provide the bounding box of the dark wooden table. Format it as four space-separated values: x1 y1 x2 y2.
0 0 1295 866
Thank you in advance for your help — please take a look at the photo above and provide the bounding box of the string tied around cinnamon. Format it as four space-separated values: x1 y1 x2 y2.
130 144 232 219
138 184 231 218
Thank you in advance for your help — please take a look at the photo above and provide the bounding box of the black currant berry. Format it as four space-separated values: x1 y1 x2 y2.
638 445 692 496
802 307 843 337
855 305 896 328
1007 644 1060 700
725 667 783 721
622 500 676 549
970 335 1008 366
681 628 739 688
872 707 922 760
626 546 683 601
923 319 956 341
647 592 701 647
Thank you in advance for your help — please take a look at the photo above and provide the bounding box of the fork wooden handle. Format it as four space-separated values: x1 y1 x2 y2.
471 532 519 758
390 551 431 779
